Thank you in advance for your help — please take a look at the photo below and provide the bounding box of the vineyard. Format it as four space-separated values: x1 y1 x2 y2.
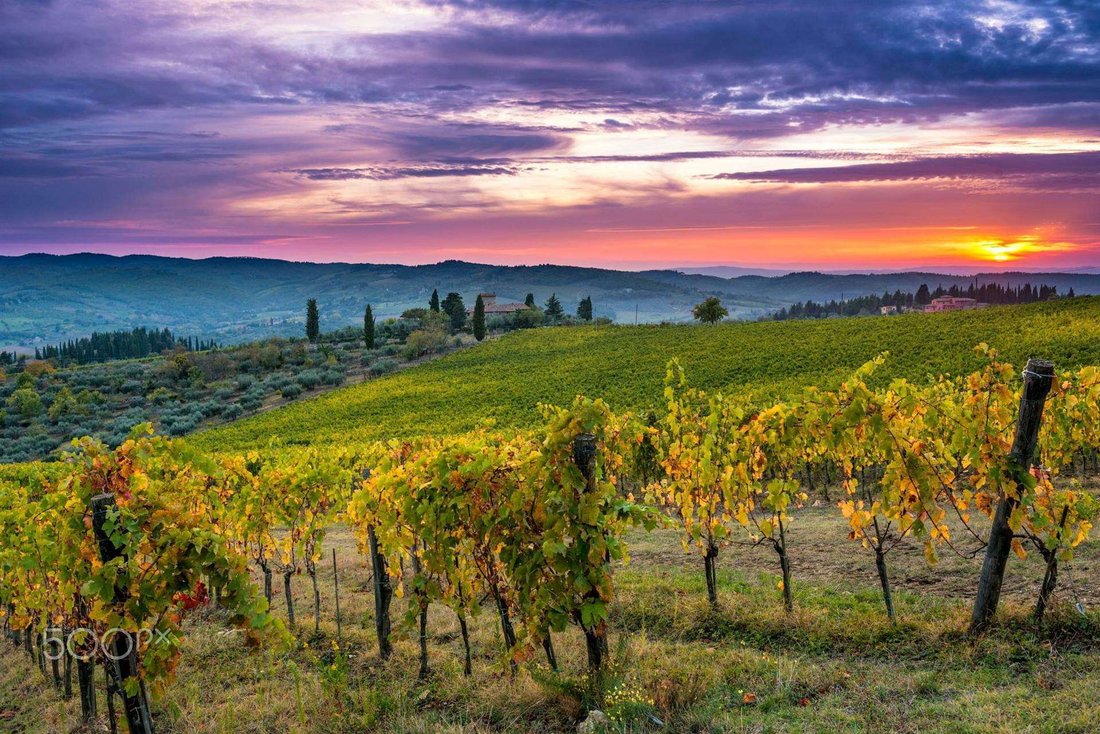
3 334 1100 732
195 297 1100 452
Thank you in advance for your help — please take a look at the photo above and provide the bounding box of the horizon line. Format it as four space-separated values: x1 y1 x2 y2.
3 250 1098 278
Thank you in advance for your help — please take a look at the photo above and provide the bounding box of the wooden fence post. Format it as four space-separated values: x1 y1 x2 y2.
74 597 98 723
362 469 392 659
970 358 1054 634
91 493 155 734
332 548 342 646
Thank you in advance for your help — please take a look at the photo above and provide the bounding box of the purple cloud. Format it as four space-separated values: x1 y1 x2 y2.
712 152 1100 184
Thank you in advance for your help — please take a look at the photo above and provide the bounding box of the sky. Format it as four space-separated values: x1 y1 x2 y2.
2 0 1099 271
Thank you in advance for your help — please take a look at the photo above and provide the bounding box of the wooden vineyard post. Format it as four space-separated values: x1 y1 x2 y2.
332 548 342 646
75 598 98 723
572 433 608 673
970 359 1054 634
77 654 97 723
363 469 393 659
91 493 155 734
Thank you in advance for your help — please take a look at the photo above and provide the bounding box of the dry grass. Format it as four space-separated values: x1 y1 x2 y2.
4 493 1100 733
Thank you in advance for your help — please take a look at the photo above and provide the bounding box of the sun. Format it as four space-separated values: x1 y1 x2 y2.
976 239 1023 262
966 235 1070 263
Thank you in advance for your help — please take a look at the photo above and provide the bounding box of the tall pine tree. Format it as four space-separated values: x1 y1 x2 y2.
429 289 441 312
544 293 564 321
306 299 320 342
364 304 376 348
473 294 487 341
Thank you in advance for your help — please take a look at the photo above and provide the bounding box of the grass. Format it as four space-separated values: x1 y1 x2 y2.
193 297 1100 452
5 496 1100 733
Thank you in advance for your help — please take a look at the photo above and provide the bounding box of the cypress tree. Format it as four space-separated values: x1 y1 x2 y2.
364 304 376 349
306 299 320 342
524 293 536 308
473 294 486 341
429 289 441 312
577 296 593 321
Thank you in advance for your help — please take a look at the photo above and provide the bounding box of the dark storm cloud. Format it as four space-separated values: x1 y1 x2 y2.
4 0 1099 133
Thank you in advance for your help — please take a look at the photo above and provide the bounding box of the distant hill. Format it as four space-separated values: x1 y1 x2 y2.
3 253 1100 349
675 265 792 277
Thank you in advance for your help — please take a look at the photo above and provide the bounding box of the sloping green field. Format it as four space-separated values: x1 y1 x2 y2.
194 297 1100 451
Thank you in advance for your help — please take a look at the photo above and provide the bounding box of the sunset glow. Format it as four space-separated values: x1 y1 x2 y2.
2 0 1098 270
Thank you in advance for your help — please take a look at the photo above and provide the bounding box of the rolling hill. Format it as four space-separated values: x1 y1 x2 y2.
5 253 1100 351
193 296 1100 452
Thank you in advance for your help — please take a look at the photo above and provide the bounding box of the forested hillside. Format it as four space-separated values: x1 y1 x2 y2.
4 253 1100 350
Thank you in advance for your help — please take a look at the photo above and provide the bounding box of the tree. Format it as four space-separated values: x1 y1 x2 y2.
524 293 536 308
306 299 320 342
364 304 376 349
514 307 544 329
915 284 931 306
473 294 487 341
441 292 466 331
404 327 449 359
692 296 727 324
6 388 42 420
429 289 441 312
401 307 429 322
577 296 593 321
544 293 564 321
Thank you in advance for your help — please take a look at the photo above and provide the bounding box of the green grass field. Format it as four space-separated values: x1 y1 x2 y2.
195 297 1100 451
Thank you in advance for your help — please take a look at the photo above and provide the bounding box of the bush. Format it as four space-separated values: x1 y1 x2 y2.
297 370 323 389
198 400 222 418
239 395 262 411
281 384 302 400
371 358 399 376
404 327 448 360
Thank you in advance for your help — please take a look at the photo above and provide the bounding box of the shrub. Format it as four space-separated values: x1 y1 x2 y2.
239 395 262 411
371 358 399 376
297 370 323 389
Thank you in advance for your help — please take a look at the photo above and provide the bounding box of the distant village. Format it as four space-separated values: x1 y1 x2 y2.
881 295 987 314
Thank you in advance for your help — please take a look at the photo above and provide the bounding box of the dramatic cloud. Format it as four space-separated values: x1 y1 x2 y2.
1 0 1098 268
713 152 1100 184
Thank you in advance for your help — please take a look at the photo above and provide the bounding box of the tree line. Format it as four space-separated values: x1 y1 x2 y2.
33 327 216 366
770 281 1070 321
